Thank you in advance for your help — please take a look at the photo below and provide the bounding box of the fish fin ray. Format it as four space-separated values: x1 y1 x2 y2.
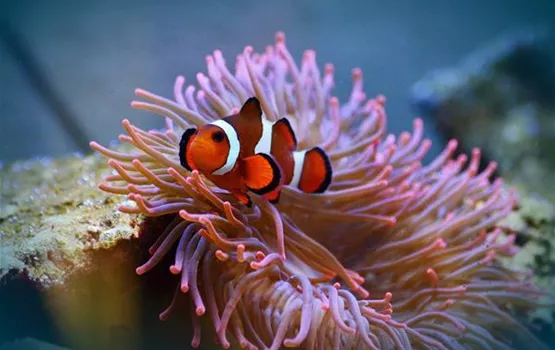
242 153 282 195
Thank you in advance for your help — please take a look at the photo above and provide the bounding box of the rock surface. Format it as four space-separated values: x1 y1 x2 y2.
500 191 555 336
0 151 139 350
0 151 138 286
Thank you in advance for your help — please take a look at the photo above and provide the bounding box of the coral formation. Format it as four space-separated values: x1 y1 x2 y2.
91 32 551 349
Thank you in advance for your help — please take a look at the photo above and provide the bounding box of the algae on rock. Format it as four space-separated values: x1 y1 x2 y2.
0 150 148 350
500 189 555 332
0 151 139 287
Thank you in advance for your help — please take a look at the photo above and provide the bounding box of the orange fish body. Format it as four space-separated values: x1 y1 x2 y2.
179 97 332 206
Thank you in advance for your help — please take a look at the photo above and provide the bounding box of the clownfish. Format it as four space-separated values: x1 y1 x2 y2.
178 97 332 207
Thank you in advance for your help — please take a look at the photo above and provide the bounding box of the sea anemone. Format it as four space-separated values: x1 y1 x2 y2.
90 32 550 349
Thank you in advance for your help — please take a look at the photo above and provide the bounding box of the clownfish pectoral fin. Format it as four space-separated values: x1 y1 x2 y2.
233 192 252 207
273 118 297 151
241 153 282 195
296 147 333 194
179 128 198 171
239 97 263 121
263 188 281 204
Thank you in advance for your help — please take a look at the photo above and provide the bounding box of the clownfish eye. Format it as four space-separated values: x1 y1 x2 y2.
211 130 225 143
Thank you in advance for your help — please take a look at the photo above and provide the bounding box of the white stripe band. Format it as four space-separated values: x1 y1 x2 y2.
254 114 273 154
210 119 240 175
289 150 306 188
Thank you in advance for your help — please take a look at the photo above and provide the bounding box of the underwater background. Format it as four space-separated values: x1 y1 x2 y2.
2 0 555 349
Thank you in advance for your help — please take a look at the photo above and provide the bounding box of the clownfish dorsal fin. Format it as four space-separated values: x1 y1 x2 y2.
273 117 297 151
239 97 263 122
179 128 198 171
290 147 333 194
241 153 282 195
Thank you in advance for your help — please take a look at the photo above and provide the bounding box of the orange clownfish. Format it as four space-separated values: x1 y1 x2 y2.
178 97 332 207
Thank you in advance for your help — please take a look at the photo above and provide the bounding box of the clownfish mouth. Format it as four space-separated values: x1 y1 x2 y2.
191 137 216 155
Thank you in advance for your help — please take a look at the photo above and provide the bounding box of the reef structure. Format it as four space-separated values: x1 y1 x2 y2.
91 32 551 349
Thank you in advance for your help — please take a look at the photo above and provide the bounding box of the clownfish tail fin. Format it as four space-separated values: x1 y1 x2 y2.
292 147 333 194
241 153 282 195
179 128 198 171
